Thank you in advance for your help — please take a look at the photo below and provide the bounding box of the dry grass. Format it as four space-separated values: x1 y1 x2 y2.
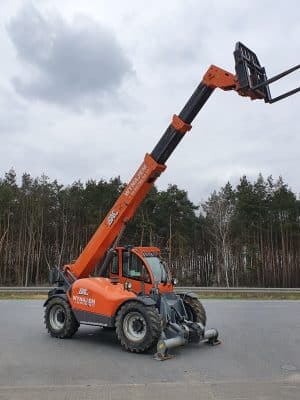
0 293 47 300
198 292 300 300
0 291 299 300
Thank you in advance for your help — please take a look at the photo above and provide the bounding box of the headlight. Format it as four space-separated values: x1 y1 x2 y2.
124 281 132 291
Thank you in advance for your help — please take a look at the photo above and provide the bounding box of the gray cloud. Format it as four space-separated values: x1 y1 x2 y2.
6 4 133 110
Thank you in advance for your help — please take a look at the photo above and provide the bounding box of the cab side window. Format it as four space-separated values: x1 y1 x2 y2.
110 253 119 275
122 253 151 283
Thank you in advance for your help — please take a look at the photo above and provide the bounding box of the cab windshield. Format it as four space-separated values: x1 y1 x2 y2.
145 256 169 283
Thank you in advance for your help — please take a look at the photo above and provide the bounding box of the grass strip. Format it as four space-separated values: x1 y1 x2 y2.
0 291 300 300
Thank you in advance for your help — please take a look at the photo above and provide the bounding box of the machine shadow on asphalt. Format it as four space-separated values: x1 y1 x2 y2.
52 324 220 360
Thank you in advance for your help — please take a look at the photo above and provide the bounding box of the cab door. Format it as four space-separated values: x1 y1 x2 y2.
121 250 153 294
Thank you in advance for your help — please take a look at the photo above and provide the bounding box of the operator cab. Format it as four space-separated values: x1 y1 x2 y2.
109 246 173 294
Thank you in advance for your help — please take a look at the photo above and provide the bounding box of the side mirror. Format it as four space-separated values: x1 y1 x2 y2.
171 278 178 286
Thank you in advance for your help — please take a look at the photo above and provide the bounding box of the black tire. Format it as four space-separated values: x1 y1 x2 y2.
44 297 79 338
115 301 162 353
181 295 206 326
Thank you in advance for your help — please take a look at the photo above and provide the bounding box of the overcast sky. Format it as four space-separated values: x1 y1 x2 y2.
1 0 299 203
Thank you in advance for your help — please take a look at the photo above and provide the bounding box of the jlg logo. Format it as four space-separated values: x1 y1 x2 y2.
107 210 118 226
78 288 88 296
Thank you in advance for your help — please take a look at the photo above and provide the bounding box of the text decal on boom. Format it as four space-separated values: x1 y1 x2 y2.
124 163 149 198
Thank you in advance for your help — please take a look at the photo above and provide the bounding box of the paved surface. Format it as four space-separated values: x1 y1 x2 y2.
0 300 299 399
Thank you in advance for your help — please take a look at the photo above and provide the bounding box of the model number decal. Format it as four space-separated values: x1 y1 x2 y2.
107 210 119 226
143 252 158 257
124 162 149 197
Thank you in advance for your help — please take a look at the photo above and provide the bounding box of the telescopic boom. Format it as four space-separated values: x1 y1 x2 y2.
65 42 299 280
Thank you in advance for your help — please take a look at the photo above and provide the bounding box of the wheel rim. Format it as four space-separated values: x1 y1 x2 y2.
49 305 66 331
123 312 147 342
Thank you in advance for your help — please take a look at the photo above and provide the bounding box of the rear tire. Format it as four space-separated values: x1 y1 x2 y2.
181 295 206 326
44 297 79 338
115 301 162 353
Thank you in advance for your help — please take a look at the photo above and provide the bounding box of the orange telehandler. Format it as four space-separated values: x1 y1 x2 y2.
44 43 300 359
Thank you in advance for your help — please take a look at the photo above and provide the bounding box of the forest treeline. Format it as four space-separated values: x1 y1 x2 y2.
0 169 299 287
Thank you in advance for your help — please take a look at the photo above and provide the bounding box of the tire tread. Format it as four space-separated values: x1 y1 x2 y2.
44 297 79 339
181 295 206 326
115 301 161 353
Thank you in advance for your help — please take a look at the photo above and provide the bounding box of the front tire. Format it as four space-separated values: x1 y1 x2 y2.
44 297 79 338
181 295 207 326
115 301 162 353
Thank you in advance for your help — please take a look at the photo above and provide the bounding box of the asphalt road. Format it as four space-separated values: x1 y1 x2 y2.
0 300 299 399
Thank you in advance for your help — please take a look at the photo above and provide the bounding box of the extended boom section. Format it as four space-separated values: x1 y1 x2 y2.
68 43 300 281
68 84 217 279
68 80 219 279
